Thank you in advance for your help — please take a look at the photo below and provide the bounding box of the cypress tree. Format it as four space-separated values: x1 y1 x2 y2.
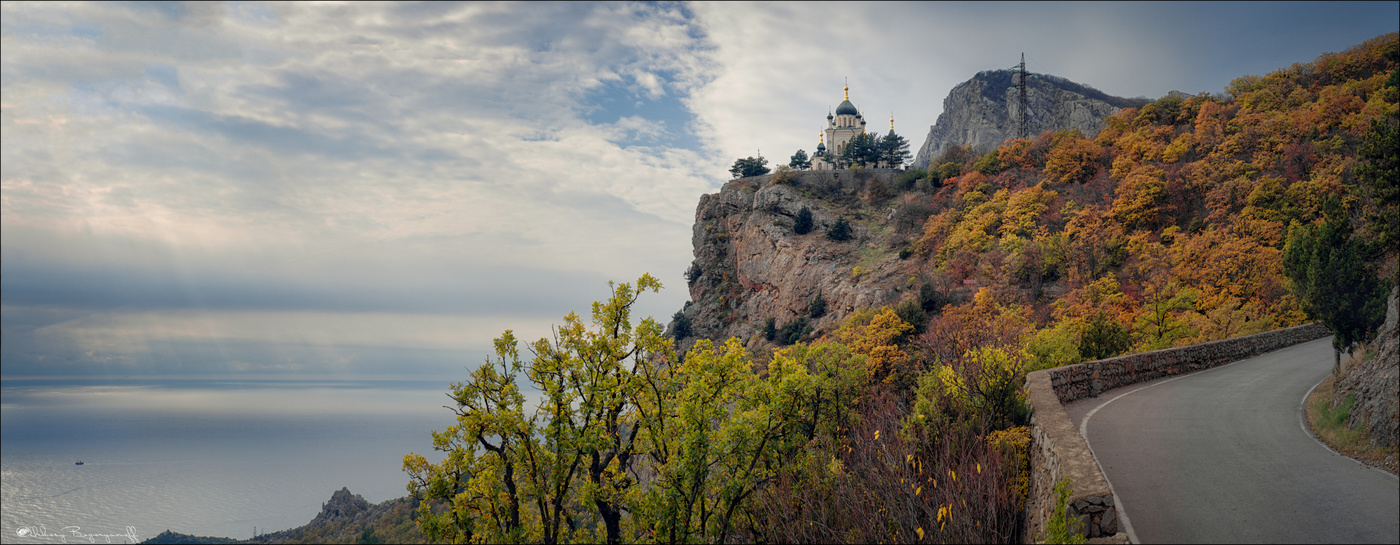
1283 201 1386 375
827 217 853 241
794 206 814 235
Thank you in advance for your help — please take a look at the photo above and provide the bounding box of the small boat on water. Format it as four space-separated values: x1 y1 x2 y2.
75 461 84 465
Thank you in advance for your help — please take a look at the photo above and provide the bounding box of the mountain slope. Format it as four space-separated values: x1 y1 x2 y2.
675 33 1398 372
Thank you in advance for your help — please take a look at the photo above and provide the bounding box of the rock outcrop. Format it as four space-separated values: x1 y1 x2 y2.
247 488 422 544
672 170 927 353
309 487 370 527
1336 286 1400 448
912 70 1148 169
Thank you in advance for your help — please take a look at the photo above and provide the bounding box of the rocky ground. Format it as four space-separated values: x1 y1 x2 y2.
1308 286 1400 475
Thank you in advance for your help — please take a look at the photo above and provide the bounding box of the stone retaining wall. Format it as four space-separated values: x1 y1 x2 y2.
1023 323 1329 542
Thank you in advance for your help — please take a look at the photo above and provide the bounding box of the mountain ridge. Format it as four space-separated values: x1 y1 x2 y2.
912 69 1150 168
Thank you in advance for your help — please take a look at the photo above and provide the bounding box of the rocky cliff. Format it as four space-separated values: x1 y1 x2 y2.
912 70 1148 168
1336 286 1400 449
247 488 422 544
142 488 426 544
672 170 933 354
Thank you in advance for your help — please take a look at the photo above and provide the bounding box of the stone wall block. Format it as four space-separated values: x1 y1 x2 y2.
1100 507 1118 535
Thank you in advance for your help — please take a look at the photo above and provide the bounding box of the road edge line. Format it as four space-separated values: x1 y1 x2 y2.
1297 377 1400 481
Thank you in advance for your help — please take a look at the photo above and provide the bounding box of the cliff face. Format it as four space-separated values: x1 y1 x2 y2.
912 70 1148 168
674 170 926 352
1336 286 1399 449
247 488 424 544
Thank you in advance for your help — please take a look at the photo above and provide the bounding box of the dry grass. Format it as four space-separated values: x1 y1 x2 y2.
1305 368 1399 476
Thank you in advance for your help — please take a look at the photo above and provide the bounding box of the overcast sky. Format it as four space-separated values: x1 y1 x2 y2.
3 1 1396 379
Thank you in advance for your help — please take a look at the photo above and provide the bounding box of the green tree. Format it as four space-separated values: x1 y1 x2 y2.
1134 280 1198 351
809 291 827 318
1354 102 1398 283
789 149 812 170
1079 311 1132 361
839 133 879 168
672 309 692 339
826 217 853 241
776 317 813 345
405 275 819 544
973 151 1004 175
632 338 776 543
404 275 673 544
793 206 814 235
934 160 962 181
1283 205 1387 375
730 155 771 178
878 130 911 168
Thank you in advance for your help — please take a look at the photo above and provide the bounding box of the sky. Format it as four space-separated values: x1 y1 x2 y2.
3 1 1397 380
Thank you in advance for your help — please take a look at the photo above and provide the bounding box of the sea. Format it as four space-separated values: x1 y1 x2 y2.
0 377 460 544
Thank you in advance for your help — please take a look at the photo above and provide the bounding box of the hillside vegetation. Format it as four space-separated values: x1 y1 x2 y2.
905 32 1396 370
400 34 1398 544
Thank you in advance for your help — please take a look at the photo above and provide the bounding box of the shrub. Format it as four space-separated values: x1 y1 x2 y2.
827 218 853 241
672 310 692 339
864 177 892 206
794 206 814 235
1079 311 1132 361
1026 321 1082 371
772 164 799 184
894 168 927 191
973 151 1003 175
1040 478 1086 544
777 317 813 345
926 169 946 190
764 317 777 341
894 299 928 334
685 263 702 284
987 426 1032 507
919 282 948 314
809 292 827 318
893 201 934 233
935 161 963 181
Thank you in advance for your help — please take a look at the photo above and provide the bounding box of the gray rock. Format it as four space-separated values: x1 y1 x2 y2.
1336 286 1399 448
1100 506 1118 535
310 487 370 526
672 171 922 352
912 70 1149 169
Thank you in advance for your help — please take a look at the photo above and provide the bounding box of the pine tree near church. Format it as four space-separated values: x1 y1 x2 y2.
879 130 911 168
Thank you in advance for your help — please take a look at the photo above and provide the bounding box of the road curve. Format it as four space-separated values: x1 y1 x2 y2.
1068 337 1399 544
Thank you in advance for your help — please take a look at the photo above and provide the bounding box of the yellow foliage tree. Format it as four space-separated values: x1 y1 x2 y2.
835 306 914 385
1043 136 1104 185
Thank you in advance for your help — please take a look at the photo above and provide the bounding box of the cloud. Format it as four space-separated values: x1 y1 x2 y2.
2 2 716 377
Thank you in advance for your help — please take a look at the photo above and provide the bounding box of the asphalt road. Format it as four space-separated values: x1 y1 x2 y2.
1066 337 1400 544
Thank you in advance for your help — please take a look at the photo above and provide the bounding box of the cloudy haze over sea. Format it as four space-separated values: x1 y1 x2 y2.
4 1 1398 381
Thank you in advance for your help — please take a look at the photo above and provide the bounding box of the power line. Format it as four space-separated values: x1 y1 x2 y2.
1016 53 1028 140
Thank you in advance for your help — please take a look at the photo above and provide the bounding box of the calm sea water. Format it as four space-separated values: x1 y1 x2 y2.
0 378 457 544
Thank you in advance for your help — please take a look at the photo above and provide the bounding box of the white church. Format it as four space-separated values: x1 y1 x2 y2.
811 81 900 170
